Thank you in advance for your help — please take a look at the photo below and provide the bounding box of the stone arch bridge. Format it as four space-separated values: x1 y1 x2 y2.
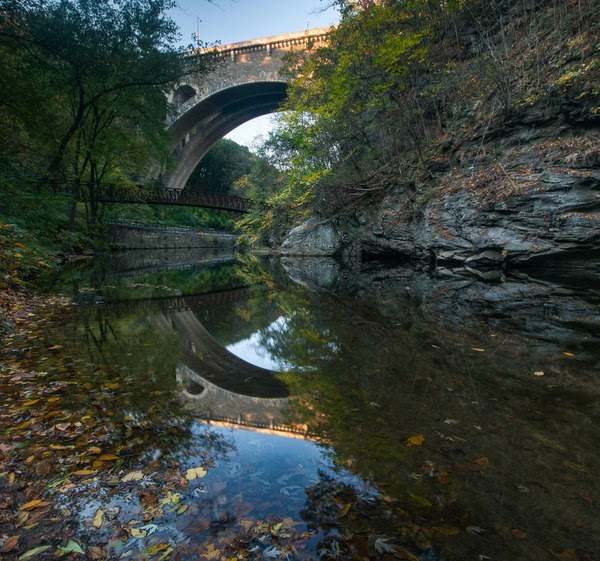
162 27 332 195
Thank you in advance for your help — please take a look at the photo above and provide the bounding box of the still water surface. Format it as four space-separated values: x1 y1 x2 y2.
6 251 599 560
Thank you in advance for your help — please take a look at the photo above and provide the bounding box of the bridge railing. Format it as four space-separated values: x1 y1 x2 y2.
43 179 254 213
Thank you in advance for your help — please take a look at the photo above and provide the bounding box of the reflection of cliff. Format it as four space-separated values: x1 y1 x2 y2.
281 257 600 369
274 257 599 561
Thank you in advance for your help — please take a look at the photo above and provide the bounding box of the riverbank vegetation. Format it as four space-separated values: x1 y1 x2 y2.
0 0 254 291
236 0 599 246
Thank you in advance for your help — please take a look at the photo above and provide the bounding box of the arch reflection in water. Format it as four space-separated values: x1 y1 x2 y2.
144 290 314 440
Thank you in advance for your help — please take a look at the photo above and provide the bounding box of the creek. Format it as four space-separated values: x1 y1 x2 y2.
3 249 598 561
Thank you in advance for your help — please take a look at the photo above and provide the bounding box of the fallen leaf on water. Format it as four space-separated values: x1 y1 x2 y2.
121 470 144 482
18 546 51 560
130 528 147 538
406 435 425 447
337 502 352 518
88 546 105 560
563 352 575 357
176 504 189 515
374 537 396 554
0 536 19 553
145 544 170 556
471 348 485 352
20 500 51 511
186 466 207 480
510 528 528 539
407 492 432 507
59 540 85 554
93 509 104 529
73 469 96 476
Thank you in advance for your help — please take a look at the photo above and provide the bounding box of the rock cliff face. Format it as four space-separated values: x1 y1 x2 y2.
280 104 599 269
281 169 599 267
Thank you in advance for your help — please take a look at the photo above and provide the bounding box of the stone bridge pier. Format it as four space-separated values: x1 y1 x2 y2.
162 27 332 192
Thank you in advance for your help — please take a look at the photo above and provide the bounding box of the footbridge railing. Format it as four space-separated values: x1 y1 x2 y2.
46 180 253 213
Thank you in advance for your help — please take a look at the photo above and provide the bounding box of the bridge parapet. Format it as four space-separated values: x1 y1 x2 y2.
163 26 333 191
167 27 333 126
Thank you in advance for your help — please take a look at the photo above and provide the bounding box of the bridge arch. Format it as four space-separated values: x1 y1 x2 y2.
165 81 288 191
161 27 332 192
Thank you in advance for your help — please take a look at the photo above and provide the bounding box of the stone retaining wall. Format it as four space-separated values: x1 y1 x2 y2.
107 222 237 250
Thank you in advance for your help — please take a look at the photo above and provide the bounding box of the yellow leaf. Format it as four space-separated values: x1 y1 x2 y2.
8 472 16 484
337 503 352 518
186 467 207 481
158 547 174 561
145 543 170 556
20 500 51 511
93 509 104 529
471 348 485 352
99 454 118 461
563 352 575 357
176 504 189 515
130 528 147 538
88 447 102 455
405 434 425 447
22 399 40 407
73 469 96 476
47 397 61 403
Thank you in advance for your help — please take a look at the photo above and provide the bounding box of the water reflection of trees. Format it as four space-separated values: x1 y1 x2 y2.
235 258 599 560
34 305 236 468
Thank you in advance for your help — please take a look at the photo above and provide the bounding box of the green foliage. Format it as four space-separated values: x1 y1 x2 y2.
0 180 90 288
0 0 233 281
238 0 599 247
187 139 256 195
237 1 463 245
0 0 215 248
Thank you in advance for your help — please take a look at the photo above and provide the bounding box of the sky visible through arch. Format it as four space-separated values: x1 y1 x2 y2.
170 0 340 149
